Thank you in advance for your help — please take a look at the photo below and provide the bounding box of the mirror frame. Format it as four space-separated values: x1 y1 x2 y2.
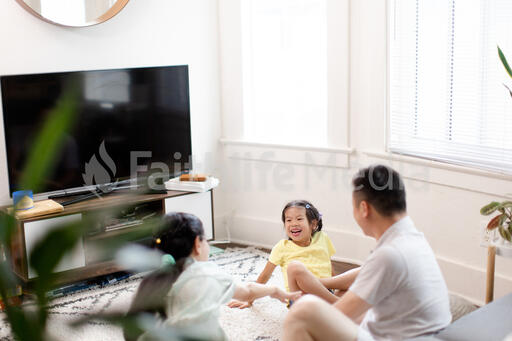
15 0 130 27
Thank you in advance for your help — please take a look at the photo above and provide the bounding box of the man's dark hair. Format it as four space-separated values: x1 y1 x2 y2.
352 164 406 216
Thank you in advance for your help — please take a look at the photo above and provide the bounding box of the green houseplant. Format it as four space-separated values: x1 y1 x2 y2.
498 46 512 98
479 48 512 246
481 201 512 243
480 46 512 243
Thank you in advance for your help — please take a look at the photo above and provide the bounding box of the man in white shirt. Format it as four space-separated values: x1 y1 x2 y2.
282 164 451 341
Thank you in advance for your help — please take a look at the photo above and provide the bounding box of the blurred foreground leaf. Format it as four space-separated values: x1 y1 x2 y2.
18 88 77 193
72 312 202 341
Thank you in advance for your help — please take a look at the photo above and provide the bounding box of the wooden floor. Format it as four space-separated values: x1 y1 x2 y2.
214 242 359 275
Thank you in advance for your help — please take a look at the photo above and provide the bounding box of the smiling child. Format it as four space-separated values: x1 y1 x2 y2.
229 200 339 309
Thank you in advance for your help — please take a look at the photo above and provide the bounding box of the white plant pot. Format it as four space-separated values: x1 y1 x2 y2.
496 241 512 257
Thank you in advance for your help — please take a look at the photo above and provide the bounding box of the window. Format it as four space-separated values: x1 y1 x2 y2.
242 0 328 146
389 0 512 174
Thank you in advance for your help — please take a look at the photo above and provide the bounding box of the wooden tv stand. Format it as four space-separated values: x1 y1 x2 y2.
4 190 214 285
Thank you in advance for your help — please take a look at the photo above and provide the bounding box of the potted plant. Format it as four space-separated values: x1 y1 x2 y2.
481 201 512 245
480 48 512 249
498 46 512 97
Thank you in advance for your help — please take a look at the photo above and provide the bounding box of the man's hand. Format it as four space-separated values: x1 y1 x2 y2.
227 299 253 309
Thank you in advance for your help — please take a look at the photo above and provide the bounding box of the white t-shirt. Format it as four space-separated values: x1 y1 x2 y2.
139 259 236 341
350 216 451 341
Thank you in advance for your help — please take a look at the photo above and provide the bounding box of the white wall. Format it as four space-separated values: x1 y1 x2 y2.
0 0 222 205
217 0 512 305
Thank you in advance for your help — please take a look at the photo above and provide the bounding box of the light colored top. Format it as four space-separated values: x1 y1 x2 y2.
140 259 236 341
269 231 336 291
350 216 451 341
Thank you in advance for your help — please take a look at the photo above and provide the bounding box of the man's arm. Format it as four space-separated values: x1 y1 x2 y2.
334 290 372 324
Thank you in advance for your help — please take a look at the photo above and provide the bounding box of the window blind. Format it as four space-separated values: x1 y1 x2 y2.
389 0 512 174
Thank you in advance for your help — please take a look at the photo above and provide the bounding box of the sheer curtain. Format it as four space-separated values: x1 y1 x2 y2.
242 0 328 146
389 0 512 174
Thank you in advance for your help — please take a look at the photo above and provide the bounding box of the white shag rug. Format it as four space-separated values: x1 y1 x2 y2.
0 247 286 341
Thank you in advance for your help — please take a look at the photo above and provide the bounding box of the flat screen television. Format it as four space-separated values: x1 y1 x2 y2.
1 65 192 196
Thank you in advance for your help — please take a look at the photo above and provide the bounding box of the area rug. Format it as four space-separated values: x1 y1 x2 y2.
0 247 286 341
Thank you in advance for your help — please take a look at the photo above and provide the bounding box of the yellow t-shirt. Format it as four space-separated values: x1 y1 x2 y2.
269 231 336 291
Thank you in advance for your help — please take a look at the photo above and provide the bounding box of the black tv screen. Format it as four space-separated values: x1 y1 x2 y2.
1 65 192 195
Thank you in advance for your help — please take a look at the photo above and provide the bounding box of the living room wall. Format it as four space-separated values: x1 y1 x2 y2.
0 0 222 205
216 0 512 305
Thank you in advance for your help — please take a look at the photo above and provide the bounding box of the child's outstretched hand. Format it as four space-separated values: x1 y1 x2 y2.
227 299 253 309
271 288 302 303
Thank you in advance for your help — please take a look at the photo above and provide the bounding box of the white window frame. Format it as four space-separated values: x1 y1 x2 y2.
218 0 351 159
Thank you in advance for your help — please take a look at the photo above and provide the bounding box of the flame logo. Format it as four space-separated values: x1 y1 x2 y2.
82 141 117 190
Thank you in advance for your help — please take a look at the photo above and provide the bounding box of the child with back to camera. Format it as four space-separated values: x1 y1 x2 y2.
125 212 300 341
229 200 341 309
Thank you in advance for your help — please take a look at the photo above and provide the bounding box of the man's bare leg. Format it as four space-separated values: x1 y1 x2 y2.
287 261 339 304
282 295 359 341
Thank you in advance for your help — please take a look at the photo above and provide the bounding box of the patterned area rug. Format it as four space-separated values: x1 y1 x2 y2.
0 247 286 341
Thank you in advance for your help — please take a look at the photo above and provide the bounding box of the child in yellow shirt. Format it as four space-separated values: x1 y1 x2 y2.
229 200 340 308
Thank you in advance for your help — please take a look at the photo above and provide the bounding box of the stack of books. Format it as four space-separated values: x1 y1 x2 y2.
164 176 219 192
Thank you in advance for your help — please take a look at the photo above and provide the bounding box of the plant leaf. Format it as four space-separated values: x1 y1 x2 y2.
114 244 164 272
498 46 512 79
72 312 187 341
486 214 503 230
499 214 507 226
0 214 17 246
499 225 512 242
504 83 512 99
29 219 91 325
18 88 77 193
500 201 512 209
72 312 148 340
481 201 501 215
1 305 44 341
30 220 89 281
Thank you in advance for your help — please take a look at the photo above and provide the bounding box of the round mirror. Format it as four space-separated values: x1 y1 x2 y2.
16 0 130 27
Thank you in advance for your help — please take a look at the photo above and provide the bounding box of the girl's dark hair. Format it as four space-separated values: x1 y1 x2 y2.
152 212 205 260
281 200 323 235
124 212 204 341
